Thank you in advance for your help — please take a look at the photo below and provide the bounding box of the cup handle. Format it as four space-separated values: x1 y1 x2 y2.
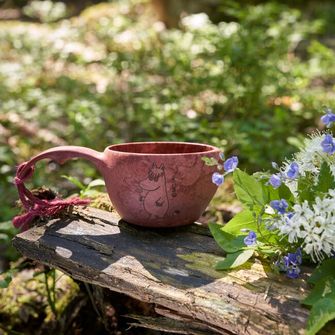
13 146 106 230
17 145 105 180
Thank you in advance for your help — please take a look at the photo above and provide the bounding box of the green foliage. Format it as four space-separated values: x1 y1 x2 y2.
303 278 335 306
215 249 254 270
233 169 266 210
43 268 58 317
1 0 335 224
297 163 335 203
212 165 335 334
209 168 287 271
0 270 15 289
277 183 294 202
308 258 335 285
303 259 335 335
0 221 20 263
62 175 106 198
218 209 257 235
1 2 335 332
297 175 315 203
313 162 335 195
0 222 20 289
209 223 246 253
209 222 255 269
306 298 335 335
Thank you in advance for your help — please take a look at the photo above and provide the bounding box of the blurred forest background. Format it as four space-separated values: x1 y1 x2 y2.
1 0 335 333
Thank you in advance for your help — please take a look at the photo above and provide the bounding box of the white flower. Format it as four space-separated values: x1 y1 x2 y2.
181 13 210 30
270 195 335 262
278 132 335 194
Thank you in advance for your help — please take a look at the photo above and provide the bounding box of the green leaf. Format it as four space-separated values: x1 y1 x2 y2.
0 221 17 235
303 276 335 306
208 223 246 253
297 175 314 203
215 249 254 270
221 210 257 235
222 209 276 243
0 221 14 230
87 179 105 188
259 176 293 202
257 244 277 256
304 264 335 334
261 182 278 203
0 273 13 289
0 233 10 243
233 169 265 208
201 156 218 166
309 259 335 285
306 297 335 335
278 183 293 201
80 189 102 198
62 175 85 190
314 162 335 195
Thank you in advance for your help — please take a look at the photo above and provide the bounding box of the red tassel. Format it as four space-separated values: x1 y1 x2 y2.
13 162 90 230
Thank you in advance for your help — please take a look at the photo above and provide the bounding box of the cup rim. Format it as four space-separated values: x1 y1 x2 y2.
106 141 220 156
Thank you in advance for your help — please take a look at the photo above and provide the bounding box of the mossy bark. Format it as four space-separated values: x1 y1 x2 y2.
12 207 335 334
0 268 80 334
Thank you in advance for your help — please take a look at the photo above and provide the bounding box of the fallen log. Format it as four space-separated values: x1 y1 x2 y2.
12 207 334 334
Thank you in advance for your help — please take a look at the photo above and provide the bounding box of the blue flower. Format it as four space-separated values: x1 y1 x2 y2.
287 248 302 266
321 108 335 127
269 174 282 189
244 231 257 246
286 212 294 219
212 172 224 186
223 156 238 172
286 162 299 179
270 199 288 214
321 134 335 154
275 249 302 278
286 265 301 279
282 256 292 269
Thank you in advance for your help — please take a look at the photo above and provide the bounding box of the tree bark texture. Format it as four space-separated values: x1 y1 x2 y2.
12 207 335 335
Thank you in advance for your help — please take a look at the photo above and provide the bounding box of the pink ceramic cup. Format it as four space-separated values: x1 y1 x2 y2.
18 142 220 227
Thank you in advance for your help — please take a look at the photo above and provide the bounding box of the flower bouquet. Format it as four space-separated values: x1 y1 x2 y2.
204 108 335 335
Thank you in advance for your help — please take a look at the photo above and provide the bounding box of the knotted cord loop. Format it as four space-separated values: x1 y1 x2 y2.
13 162 90 231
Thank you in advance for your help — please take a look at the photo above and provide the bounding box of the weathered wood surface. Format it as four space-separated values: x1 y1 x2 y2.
12 207 334 335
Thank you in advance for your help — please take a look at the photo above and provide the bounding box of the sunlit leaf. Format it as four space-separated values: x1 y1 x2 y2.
215 249 254 270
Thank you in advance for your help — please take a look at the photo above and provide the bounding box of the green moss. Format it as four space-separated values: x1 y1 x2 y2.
178 252 226 279
89 192 114 212
0 269 45 326
0 268 79 328
178 251 274 291
45 273 80 321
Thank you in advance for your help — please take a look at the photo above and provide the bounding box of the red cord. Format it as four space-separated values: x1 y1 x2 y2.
13 162 90 231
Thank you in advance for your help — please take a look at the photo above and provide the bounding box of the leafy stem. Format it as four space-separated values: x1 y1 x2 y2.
44 268 57 318
255 207 268 242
